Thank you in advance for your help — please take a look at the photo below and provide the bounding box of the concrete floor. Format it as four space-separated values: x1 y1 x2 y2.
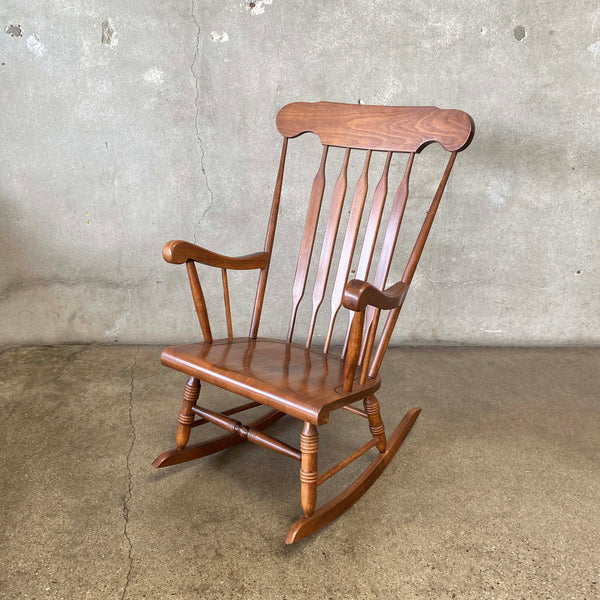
0 345 598 599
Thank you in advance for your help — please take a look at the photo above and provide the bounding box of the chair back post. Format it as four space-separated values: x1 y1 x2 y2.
367 151 458 379
249 137 288 338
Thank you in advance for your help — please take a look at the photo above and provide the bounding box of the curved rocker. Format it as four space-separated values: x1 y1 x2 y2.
152 408 286 468
286 407 421 544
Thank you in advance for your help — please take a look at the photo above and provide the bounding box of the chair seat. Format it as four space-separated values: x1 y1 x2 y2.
161 338 381 425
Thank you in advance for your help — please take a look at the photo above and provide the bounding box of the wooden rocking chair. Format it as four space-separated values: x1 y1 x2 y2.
153 101 474 543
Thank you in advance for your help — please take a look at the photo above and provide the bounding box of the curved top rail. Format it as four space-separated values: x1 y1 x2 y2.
276 101 474 153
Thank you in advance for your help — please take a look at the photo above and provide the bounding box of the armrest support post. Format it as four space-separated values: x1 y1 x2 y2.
343 310 364 392
163 239 269 344
186 260 213 343
342 278 411 389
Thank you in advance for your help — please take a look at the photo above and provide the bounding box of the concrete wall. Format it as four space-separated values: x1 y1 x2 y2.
1 0 598 346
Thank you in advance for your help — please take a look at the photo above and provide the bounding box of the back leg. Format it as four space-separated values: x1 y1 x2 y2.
176 376 200 450
363 395 386 452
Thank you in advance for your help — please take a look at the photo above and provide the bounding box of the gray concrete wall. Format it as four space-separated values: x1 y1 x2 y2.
1 0 598 346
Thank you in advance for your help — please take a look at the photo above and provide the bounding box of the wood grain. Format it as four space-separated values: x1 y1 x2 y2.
288 145 329 341
277 102 474 152
156 101 473 544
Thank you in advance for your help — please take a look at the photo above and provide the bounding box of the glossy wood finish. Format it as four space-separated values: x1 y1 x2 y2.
300 423 319 516
340 150 393 358
344 310 364 392
277 102 474 152
363 395 386 453
190 404 301 460
152 407 286 468
154 101 474 543
250 137 288 339
285 407 421 544
163 240 269 269
186 261 212 343
316 438 378 487
190 400 261 427
324 150 371 353
161 338 380 425
368 151 458 379
357 152 413 363
306 147 350 347
176 376 199 451
221 269 233 340
288 145 328 342
343 279 409 312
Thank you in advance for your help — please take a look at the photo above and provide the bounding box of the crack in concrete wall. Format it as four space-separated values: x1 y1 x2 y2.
190 0 214 245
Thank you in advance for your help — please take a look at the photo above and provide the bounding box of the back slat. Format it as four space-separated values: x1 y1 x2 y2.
306 147 351 347
355 152 393 282
341 152 392 358
371 153 415 291
368 151 458 378
287 145 329 342
247 103 473 382
354 153 414 360
324 150 372 353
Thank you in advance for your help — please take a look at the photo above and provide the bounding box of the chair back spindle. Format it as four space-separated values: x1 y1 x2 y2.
287 145 329 342
248 102 474 390
306 147 351 348
324 149 372 354
221 269 233 341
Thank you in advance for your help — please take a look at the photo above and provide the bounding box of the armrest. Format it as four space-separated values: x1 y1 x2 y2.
342 278 410 391
342 278 409 312
163 240 269 270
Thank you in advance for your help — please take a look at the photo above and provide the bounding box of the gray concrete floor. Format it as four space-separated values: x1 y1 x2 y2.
0 345 598 599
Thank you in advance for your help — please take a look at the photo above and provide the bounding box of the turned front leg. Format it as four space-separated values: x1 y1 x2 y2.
299 422 319 517
364 395 387 453
176 376 200 450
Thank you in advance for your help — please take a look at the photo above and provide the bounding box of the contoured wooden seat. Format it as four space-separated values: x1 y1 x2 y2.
161 338 381 425
154 101 474 543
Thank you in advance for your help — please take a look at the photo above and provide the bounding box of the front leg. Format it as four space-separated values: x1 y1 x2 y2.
176 376 200 450
299 422 319 517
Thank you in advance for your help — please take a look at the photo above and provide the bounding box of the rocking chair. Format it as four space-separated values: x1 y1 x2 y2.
153 101 474 543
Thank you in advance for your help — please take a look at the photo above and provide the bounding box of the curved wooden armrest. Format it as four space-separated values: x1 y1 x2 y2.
342 279 410 312
163 240 269 270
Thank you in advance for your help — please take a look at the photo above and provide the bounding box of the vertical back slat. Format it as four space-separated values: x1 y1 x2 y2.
356 153 415 359
340 152 392 357
250 138 288 338
355 152 393 282
306 147 351 347
368 151 458 378
221 268 233 341
370 153 415 292
324 150 372 353
287 145 329 341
